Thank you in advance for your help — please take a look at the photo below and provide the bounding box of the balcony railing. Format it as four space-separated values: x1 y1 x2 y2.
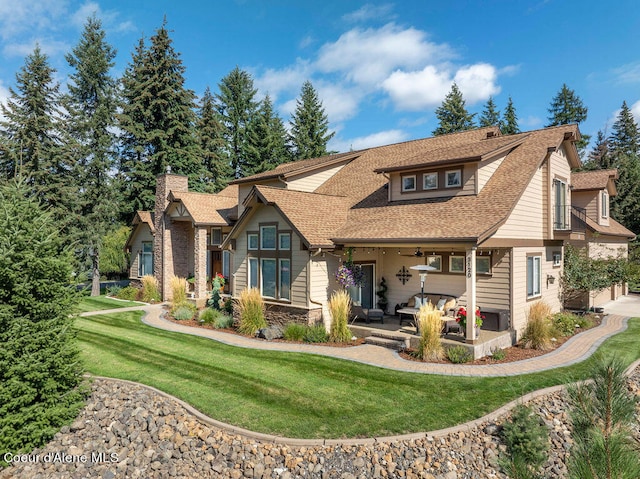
553 203 571 230
570 206 587 234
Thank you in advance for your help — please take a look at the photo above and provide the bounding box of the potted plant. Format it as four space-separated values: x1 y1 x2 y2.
376 277 388 312
456 306 484 334
335 247 364 288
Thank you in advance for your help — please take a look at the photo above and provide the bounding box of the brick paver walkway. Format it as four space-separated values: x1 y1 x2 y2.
82 295 637 377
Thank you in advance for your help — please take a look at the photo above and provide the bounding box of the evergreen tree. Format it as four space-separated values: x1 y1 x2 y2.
501 96 520 135
546 84 590 154
247 94 291 173
478 96 500 127
119 19 204 214
0 179 86 457
609 101 640 157
0 46 68 211
289 81 335 159
197 86 232 191
215 66 259 179
63 15 120 295
583 130 612 170
432 83 475 136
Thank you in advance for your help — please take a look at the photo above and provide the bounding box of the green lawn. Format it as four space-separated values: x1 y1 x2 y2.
75 312 640 439
75 295 143 313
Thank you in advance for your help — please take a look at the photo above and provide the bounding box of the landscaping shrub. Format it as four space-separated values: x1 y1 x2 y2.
199 308 216 324
499 404 549 477
141 275 161 303
105 284 122 297
446 345 472 363
329 289 352 343
491 347 507 361
117 285 139 301
283 323 307 342
416 302 444 361
0 180 86 460
575 314 594 329
304 324 329 343
237 288 266 336
522 301 553 350
213 312 234 329
170 276 188 306
172 304 196 321
223 297 234 315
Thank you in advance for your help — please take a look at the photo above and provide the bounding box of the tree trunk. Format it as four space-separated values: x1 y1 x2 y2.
91 253 100 296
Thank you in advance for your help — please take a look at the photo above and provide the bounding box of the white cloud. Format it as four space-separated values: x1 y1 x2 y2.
315 23 453 86
280 82 361 124
329 129 409 152
454 63 500 104
630 100 640 125
254 60 312 102
342 3 396 24
2 38 70 58
611 62 640 84
0 0 68 40
0 80 10 121
381 65 452 110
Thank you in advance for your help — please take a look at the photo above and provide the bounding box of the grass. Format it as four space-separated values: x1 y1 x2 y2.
75 295 143 313
74 312 640 439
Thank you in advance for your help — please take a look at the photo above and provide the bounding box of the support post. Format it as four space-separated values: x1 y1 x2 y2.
465 246 477 343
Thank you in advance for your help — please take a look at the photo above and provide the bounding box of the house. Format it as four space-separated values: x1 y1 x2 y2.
126 124 634 344
566 169 635 308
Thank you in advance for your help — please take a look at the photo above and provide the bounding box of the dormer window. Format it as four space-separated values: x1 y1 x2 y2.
445 169 462 188
423 172 438 190
401 175 416 192
601 191 609 218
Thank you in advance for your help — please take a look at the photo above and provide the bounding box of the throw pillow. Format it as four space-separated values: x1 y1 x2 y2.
414 296 422 308
436 298 447 311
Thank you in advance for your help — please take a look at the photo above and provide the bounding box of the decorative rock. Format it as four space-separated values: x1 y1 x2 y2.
257 326 284 340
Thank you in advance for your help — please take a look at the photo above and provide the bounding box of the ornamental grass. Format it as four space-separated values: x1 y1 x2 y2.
329 289 352 343
237 288 266 336
522 301 554 350
141 275 161 303
416 302 444 361
170 276 188 306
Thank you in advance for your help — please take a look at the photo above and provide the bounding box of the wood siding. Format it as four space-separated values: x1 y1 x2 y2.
231 205 309 308
288 163 346 192
494 167 544 239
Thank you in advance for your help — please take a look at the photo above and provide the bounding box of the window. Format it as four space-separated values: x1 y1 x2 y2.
445 169 461 188
402 175 416 192
601 191 609 218
210 228 222 245
279 259 291 300
260 258 277 298
279 233 291 250
449 256 465 273
423 172 438 190
554 179 568 229
248 233 258 250
426 255 442 272
527 255 541 298
260 225 276 250
476 256 491 274
552 252 562 267
138 242 153 277
248 258 259 289
222 250 231 279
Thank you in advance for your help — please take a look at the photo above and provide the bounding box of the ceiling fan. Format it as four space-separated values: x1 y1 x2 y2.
399 247 424 257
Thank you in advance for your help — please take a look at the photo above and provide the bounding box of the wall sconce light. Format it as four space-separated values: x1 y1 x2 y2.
547 274 555 285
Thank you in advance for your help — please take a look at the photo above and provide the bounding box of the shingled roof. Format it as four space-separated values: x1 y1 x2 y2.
585 216 635 238
571 169 618 192
168 191 237 225
228 124 581 247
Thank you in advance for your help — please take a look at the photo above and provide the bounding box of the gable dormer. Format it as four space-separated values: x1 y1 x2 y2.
571 169 618 227
375 134 527 202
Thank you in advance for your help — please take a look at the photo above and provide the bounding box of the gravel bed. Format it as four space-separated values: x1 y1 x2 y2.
2 366 639 479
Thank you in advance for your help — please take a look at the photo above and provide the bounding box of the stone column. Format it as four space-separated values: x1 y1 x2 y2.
194 226 208 302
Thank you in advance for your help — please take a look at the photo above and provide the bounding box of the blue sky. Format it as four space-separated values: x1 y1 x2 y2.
1 0 639 153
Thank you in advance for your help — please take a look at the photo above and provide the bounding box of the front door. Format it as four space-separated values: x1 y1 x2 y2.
349 263 375 308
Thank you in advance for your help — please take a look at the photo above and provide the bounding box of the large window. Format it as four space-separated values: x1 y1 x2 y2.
601 191 609 218
247 224 292 301
527 255 541 298
554 179 568 229
138 242 153 277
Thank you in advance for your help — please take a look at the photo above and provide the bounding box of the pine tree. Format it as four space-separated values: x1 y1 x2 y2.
0 46 68 211
583 130 612 170
216 66 259 179
432 83 475 136
247 94 291 173
501 96 520 135
0 179 86 457
479 96 500 127
289 80 335 159
63 15 120 295
609 101 640 157
197 86 232 191
546 84 590 154
119 19 204 214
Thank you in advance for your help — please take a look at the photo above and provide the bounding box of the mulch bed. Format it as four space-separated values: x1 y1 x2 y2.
164 307 602 363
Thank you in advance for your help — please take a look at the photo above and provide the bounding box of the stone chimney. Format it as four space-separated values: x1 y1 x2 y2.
153 172 189 300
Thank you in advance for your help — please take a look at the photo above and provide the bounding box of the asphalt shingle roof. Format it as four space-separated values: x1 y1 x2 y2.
169 191 237 225
571 169 618 191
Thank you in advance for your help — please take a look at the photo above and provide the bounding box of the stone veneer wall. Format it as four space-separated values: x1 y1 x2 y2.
233 303 323 327
153 174 189 301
